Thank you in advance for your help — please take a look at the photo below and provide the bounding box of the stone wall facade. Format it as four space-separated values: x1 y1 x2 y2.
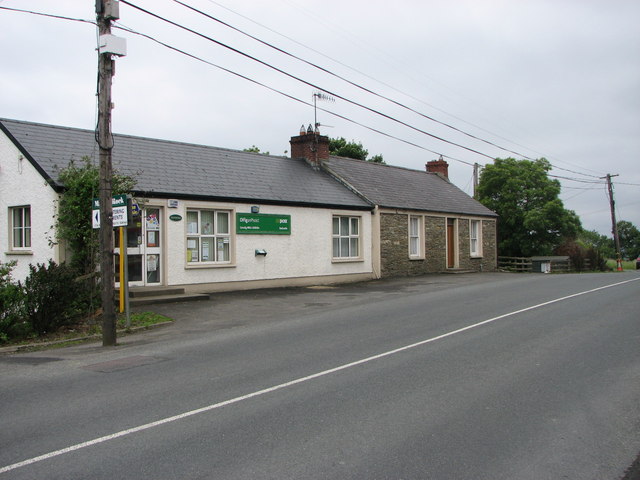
380 212 497 277
481 219 498 271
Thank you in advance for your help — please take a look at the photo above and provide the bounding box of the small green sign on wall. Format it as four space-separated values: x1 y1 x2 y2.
236 213 291 235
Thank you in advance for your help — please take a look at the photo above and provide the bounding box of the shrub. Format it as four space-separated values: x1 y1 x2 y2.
585 246 608 272
0 261 31 343
554 241 586 271
20 261 89 335
554 240 608 272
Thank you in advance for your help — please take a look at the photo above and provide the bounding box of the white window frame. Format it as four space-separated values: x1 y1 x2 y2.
470 219 482 257
408 215 424 259
332 215 361 260
10 206 31 251
186 209 232 265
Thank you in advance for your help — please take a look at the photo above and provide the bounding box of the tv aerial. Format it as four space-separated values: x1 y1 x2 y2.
313 91 335 132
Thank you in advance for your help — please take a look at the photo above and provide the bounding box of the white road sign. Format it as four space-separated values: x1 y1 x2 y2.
92 194 128 229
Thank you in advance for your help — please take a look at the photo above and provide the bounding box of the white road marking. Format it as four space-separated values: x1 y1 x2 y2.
1 277 637 474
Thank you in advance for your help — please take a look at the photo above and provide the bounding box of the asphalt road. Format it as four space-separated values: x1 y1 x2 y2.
1 272 639 479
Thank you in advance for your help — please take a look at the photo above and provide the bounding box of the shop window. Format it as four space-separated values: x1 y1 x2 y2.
186 209 231 264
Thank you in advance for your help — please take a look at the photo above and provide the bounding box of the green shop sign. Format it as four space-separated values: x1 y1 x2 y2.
236 213 291 235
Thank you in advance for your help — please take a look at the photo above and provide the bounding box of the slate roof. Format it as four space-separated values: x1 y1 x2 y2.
0 118 370 210
324 156 496 217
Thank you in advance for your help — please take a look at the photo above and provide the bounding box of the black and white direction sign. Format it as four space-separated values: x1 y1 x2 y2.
92 194 128 229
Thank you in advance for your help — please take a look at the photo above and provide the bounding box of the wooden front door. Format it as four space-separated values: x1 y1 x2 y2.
447 219 456 268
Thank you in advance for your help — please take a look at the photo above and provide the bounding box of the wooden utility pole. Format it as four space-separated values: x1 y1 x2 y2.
96 0 125 345
473 163 480 199
604 173 623 271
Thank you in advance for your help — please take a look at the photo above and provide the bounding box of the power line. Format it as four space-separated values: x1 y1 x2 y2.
614 181 640 187
548 174 604 184
120 0 495 161
549 165 602 179
203 0 551 158
166 1 609 181
197 1 609 180
561 185 605 190
0 3 473 167
4 3 620 182
0 5 95 24
114 23 474 166
171 0 534 161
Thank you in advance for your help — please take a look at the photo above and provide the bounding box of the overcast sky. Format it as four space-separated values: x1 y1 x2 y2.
1 0 638 236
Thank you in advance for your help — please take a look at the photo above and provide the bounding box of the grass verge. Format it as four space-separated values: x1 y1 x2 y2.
605 259 637 270
1 311 174 352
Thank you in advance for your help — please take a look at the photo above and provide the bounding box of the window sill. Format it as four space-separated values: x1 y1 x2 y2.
185 263 235 269
332 257 364 264
5 250 33 256
409 256 425 261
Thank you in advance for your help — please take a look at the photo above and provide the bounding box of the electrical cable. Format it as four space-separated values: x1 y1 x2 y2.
172 0 535 161
0 6 95 25
548 174 604 184
203 0 548 155
197 0 608 180
3 4 622 181
0 3 474 167
119 0 495 161
115 23 474 166
549 165 602 179
563 189 597 201
561 185 605 190
145 1 609 180
614 181 640 187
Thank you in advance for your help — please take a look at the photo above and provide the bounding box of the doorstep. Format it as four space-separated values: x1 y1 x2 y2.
115 286 210 306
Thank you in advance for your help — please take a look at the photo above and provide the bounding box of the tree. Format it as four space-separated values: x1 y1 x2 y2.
578 229 615 259
243 145 270 155
329 137 385 164
54 157 136 275
477 157 581 257
617 220 640 259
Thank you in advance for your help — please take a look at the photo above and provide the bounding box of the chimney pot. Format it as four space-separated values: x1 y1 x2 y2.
290 127 330 168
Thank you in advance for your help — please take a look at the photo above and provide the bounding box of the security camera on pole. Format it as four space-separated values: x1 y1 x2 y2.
96 0 126 346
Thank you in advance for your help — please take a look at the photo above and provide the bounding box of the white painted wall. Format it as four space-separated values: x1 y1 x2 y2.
0 133 60 281
0 127 373 288
157 199 373 287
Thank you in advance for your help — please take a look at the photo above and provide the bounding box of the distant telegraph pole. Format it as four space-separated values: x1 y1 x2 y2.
96 0 126 345
604 173 623 271
473 163 480 199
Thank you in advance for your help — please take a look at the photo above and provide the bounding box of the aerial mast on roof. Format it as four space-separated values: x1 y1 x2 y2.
313 91 335 134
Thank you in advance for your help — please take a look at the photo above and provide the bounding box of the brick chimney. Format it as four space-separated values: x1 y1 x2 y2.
290 124 330 169
426 156 449 179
